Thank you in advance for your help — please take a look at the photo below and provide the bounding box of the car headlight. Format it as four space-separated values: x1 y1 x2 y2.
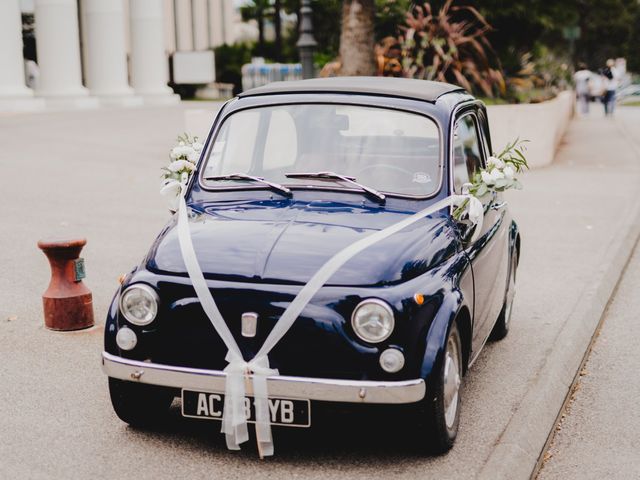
119 284 159 326
115 326 138 351
351 299 395 343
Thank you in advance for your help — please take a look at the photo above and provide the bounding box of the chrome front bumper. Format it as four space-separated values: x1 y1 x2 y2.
102 352 426 404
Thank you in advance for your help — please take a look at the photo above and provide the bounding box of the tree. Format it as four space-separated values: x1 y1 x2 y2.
572 0 640 70
446 0 640 72
240 0 270 56
375 0 412 39
401 1 505 97
274 0 283 61
339 0 377 75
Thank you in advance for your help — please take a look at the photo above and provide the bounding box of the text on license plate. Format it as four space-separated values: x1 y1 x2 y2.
181 389 311 428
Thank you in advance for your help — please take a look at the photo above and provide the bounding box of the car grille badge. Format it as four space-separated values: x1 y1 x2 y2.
241 312 258 338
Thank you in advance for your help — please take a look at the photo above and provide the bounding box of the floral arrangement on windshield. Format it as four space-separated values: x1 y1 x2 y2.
453 138 529 220
160 133 203 209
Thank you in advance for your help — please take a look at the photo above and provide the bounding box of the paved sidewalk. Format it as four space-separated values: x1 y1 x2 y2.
537 243 640 480
0 105 639 480
477 108 640 479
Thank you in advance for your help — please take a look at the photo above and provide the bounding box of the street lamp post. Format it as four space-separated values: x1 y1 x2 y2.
296 0 317 79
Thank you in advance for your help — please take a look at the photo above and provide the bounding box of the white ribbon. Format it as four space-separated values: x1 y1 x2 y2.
160 178 184 211
174 184 483 458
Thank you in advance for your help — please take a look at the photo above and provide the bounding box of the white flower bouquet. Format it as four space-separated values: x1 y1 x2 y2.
160 133 203 210
453 138 529 220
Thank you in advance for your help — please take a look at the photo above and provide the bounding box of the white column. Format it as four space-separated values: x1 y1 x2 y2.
222 0 235 45
192 0 220 100
174 0 194 51
129 0 180 104
82 0 142 106
192 0 209 50
208 0 225 47
0 0 44 111
33 0 97 109
0 0 32 98
163 0 176 53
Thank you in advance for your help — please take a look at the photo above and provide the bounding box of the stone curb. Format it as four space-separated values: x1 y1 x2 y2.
476 193 640 480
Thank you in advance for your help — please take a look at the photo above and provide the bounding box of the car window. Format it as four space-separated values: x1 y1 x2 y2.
204 110 259 177
202 104 441 197
452 114 483 194
263 109 298 169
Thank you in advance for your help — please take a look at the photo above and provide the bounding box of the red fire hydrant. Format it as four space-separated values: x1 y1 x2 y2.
37 238 94 331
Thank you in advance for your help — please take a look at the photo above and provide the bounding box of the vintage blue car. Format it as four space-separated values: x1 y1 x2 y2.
103 77 520 454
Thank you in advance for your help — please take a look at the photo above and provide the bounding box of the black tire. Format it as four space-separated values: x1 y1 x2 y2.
413 322 463 454
108 377 174 427
490 248 518 341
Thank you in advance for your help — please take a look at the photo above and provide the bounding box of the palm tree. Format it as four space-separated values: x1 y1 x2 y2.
274 0 282 61
339 0 376 76
241 0 270 55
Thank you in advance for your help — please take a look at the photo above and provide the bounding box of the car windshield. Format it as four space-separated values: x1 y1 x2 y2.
201 103 441 197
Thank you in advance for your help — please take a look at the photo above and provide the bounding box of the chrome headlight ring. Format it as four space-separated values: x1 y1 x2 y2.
118 283 160 326
351 298 395 343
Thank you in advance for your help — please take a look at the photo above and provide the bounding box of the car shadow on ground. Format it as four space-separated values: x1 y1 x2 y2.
126 400 445 463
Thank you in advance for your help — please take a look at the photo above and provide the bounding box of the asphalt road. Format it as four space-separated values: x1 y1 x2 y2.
1 104 639 479
537 241 640 479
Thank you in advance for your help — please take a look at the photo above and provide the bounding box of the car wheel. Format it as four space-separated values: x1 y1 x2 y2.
490 248 518 341
414 321 463 454
108 377 174 427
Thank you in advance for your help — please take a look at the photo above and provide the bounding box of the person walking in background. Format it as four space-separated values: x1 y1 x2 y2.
24 59 39 90
574 63 591 115
602 59 619 116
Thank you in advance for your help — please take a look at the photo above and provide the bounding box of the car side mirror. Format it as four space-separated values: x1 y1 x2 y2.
454 182 478 243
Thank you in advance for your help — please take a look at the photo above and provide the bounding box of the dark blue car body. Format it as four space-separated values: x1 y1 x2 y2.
103 78 520 451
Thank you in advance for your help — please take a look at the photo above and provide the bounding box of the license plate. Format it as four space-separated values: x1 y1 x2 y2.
181 389 311 428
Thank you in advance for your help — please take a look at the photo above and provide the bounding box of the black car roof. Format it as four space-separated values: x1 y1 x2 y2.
238 77 466 103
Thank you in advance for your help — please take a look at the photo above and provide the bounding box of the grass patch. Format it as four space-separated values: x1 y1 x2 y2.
479 97 510 105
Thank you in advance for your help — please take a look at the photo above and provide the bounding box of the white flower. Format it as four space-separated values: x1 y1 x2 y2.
178 141 185 146
171 145 199 160
491 169 505 182
171 146 185 159
167 160 183 172
481 170 495 185
487 156 504 169
192 141 203 152
187 149 199 162
168 159 194 172
503 165 515 179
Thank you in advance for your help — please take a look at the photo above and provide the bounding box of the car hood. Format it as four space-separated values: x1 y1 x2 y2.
146 199 459 287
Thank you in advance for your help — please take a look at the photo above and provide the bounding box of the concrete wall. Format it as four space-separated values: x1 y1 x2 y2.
486 91 575 169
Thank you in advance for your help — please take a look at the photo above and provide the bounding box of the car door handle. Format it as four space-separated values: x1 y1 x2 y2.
490 201 507 210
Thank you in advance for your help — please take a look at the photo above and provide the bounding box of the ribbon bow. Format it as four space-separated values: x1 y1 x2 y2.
222 352 279 457
173 181 484 457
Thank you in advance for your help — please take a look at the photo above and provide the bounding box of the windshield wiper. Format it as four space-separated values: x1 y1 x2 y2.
285 171 386 203
205 173 291 196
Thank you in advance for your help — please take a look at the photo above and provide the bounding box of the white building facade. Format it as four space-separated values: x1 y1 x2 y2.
0 0 236 110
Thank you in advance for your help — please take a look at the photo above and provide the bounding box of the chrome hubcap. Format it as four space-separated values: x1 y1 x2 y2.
443 335 461 429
